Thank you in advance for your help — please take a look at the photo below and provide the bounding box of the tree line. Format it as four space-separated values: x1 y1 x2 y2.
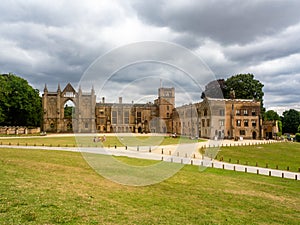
264 109 300 135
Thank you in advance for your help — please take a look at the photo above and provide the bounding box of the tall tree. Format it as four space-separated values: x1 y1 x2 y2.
224 73 264 100
282 109 300 134
0 73 42 127
224 73 265 112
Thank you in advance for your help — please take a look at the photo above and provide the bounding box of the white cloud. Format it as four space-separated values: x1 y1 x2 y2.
99 17 175 47
248 54 300 77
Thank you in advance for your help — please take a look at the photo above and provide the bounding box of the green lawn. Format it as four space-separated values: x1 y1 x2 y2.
0 148 299 224
216 142 300 172
0 135 205 147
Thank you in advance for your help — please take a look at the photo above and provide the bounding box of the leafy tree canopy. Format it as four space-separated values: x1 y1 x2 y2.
224 74 264 101
264 110 280 121
282 109 300 134
278 120 282 133
0 73 42 127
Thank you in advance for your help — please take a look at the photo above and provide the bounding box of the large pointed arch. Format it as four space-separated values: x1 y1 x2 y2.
42 83 96 133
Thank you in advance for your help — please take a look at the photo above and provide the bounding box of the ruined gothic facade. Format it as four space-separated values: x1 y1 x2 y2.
42 83 96 133
42 83 267 139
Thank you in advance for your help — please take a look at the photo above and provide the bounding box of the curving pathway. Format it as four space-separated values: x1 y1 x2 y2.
1 140 299 181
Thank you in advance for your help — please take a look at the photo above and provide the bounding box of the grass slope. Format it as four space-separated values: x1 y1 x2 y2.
217 142 300 172
0 148 299 224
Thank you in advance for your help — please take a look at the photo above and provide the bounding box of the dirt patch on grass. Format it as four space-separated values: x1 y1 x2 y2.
223 189 298 207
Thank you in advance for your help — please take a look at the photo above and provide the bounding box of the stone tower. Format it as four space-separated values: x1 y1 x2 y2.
157 87 175 133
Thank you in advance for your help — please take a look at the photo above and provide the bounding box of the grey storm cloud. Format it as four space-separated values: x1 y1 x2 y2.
0 0 300 112
0 0 125 89
132 0 300 45
223 24 300 64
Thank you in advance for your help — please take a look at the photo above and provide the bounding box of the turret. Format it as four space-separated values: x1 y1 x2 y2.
57 83 61 93
91 85 95 95
44 84 48 94
78 85 82 96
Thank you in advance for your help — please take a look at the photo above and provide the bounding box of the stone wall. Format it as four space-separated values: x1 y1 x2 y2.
0 126 41 135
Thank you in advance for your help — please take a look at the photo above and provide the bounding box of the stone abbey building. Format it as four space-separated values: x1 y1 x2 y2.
42 83 175 134
42 83 266 139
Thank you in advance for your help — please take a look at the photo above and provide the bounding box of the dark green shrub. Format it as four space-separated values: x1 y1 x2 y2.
295 133 300 142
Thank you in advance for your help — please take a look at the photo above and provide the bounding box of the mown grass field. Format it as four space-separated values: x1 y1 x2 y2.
216 142 300 172
0 148 299 224
0 135 204 148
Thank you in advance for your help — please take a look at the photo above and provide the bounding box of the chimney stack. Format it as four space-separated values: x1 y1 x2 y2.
102 97 105 103
119 97 122 104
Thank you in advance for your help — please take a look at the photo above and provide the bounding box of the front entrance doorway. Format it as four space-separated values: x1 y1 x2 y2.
252 131 257 139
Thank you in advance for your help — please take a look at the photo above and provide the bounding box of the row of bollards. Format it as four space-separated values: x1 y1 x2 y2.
161 157 298 180
199 140 276 149
119 145 300 176
220 157 298 172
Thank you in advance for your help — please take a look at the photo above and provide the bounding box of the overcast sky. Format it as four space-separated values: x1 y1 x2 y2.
1 0 300 114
